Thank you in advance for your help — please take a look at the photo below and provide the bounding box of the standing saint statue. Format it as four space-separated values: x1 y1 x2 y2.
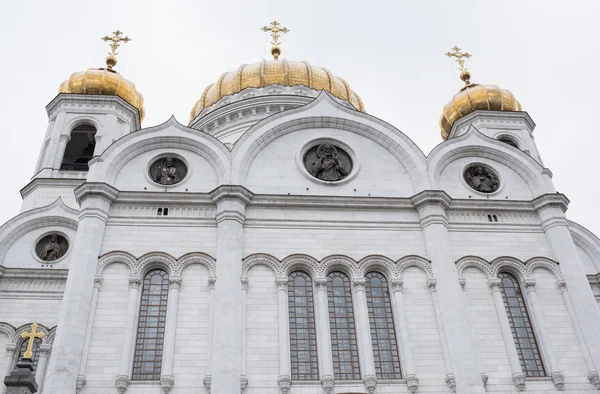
39 234 63 261
155 157 181 185
309 143 349 181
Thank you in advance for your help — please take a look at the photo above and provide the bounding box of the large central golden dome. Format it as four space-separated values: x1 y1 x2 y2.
190 59 365 122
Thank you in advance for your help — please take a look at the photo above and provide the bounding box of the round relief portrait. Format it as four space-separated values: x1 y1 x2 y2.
149 156 188 186
464 164 500 193
36 234 68 262
304 143 353 182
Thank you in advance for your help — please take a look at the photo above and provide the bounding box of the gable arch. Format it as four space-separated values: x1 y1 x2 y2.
0 322 16 341
96 251 136 275
64 117 102 136
357 255 397 279
12 324 51 345
396 255 434 279
569 220 600 273
175 252 216 277
280 254 320 278
491 257 529 282
456 256 495 280
522 257 563 280
321 255 360 279
135 252 177 277
242 253 280 277
231 93 427 190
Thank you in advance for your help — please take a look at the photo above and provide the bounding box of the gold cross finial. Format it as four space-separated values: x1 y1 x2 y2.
445 46 473 85
261 20 290 60
20 323 44 359
101 30 131 70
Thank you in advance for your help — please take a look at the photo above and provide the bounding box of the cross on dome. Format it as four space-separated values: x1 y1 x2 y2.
261 20 290 60
445 46 473 85
101 30 131 70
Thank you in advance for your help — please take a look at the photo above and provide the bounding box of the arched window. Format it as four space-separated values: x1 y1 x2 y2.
498 136 519 149
365 272 402 379
498 272 546 377
132 269 169 380
287 271 319 380
14 338 42 371
60 124 96 171
327 271 360 380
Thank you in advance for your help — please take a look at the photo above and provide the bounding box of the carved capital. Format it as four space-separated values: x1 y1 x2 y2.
363 374 377 394
353 278 366 291
524 279 537 294
315 278 328 291
459 278 467 290
115 375 130 394
275 277 288 291
39 344 52 357
391 278 404 293
208 275 217 290
129 276 142 290
278 375 292 394
76 375 87 394
240 276 249 291
551 371 565 391
204 375 211 394
588 370 600 389
160 375 175 394
406 373 419 393
488 279 502 293
74 182 119 205
481 372 489 387
240 375 248 393
169 276 182 290
426 279 437 292
512 372 526 391
94 275 103 290
445 373 456 393
5 343 17 354
556 279 568 294
321 376 334 394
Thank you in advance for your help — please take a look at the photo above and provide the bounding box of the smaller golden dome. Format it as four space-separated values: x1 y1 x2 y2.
59 68 145 121
439 82 521 140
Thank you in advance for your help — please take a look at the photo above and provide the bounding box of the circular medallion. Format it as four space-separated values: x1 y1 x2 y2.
303 143 353 182
464 164 500 193
36 234 68 262
149 156 188 186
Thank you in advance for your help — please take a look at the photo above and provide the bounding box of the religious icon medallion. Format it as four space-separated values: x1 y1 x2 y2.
149 156 188 186
464 164 500 193
304 143 352 182
36 234 68 262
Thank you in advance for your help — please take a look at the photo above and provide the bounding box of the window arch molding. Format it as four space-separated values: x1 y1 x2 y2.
456 256 563 282
64 117 102 136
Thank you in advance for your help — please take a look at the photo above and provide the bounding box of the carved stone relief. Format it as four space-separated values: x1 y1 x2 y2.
149 156 187 185
304 143 352 182
464 164 500 193
36 234 68 261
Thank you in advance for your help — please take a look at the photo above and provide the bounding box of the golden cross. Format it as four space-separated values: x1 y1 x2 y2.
101 30 131 57
20 323 44 359
445 46 472 72
261 21 290 60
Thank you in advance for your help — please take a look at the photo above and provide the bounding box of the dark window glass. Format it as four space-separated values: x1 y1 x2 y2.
327 271 360 380
288 271 319 380
498 272 546 377
365 272 402 379
132 269 169 380
14 338 42 371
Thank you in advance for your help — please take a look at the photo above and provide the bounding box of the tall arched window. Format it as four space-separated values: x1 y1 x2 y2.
132 269 169 380
327 271 360 380
365 272 402 379
288 271 319 380
14 338 42 371
60 124 96 171
498 272 546 377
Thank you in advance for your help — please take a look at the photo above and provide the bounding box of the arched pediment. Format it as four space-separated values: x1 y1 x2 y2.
568 220 600 273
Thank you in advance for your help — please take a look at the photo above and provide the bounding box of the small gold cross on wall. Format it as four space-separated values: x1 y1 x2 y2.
261 21 290 60
20 323 44 359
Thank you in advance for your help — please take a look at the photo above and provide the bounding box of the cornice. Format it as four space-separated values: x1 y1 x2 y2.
209 185 254 205
532 193 570 213
0 268 69 281
20 178 85 199
114 191 214 206
74 182 120 204
450 110 536 139
249 194 414 210
0 265 5 278
410 190 452 210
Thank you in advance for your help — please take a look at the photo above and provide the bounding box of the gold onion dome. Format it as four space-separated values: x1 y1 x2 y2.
189 21 364 122
440 47 521 140
58 30 145 121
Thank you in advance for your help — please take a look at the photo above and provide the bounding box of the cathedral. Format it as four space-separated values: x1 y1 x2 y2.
1 24 600 394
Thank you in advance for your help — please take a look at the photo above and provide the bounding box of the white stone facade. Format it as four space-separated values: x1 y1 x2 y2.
1 88 600 394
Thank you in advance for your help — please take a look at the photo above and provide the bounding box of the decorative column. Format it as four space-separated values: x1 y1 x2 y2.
314 278 334 394
352 278 377 394
390 279 419 393
160 276 182 394
241 277 249 392
51 133 71 170
44 183 118 394
276 277 292 394
428 279 456 392
35 344 51 391
488 279 526 391
208 185 253 394
77 275 103 393
557 280 600 389
534 194 600 373
523 279 564 390
410 191 485 393
204 276 216 392
115 276 142 393
1 344 17 394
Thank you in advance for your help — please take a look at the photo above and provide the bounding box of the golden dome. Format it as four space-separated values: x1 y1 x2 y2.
440 71 521 140
58 67 145 121
190 59 365 122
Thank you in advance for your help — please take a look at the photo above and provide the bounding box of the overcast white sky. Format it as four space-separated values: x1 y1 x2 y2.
0 0 599 236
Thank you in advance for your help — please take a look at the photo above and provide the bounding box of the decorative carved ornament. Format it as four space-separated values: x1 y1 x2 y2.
304 143 352 182
149 156 187 186
36 233 68 262
464 164 500 193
